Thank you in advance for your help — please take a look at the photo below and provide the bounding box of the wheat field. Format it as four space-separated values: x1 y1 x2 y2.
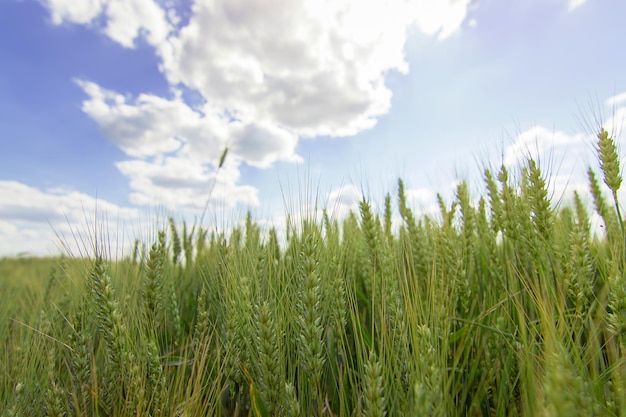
1 128 625 416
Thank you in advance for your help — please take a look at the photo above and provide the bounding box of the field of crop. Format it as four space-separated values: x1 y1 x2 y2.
1 128 625 416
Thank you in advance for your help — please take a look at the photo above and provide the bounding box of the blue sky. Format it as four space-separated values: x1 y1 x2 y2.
1 0 625 256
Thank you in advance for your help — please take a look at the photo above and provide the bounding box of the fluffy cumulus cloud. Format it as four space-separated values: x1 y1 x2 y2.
158 0 471 138
39 0 172 47
503 126 588 167
38 0 106 25
326 184 363 219
0 181 142 256
77 80 300 209
77 80 185 158
115 156 260 210
36 0 473 213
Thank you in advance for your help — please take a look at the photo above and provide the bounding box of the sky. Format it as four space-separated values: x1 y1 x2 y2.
1 0 626 257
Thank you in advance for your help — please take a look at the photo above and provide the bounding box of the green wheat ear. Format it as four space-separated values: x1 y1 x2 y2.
527 159 553 241
596 128 624 233
597 128 622 194
363 350 386 417
218 146 229 169
255 301 280 416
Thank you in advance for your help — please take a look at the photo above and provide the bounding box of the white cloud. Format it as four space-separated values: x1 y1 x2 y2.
567 0 588 11
77 80 185 158
115 156 260 210
39 0 106 25
39 0 173 48
228 121 302 169
549 174 590 207
326 184 363 219
0 219 59 257
0 181 141 257
44 0 473 215
56 0 474 150
158 0 471 139
102 0 171 47
503 126 587 167
605 92 626 109
406 186 439 216
407 0 472 39
602 102 626 142
323 183 441 223
78 79 302 167
0 181 138 222
77 80 300 210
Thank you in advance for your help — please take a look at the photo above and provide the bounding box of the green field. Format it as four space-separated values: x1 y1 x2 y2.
2 129 626 416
